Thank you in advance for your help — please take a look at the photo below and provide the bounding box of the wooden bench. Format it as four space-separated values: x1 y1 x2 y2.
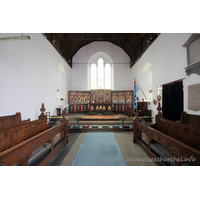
0 103 69 166
0 113 30 130
180 111 200 128
133 103 200 166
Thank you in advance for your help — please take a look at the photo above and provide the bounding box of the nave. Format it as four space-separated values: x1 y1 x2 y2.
47 130 156 166
45 112 155 166
46 113 177 166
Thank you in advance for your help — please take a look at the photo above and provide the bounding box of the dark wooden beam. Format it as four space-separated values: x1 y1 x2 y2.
130 34 160 68
43 33 160 69
43 33 72 68
117 33 136 51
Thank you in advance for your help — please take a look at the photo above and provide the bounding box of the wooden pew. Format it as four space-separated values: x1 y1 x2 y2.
180 111 200 128
133 103 200 166
137 101 152 117
0 113 30 130
0 103 69 166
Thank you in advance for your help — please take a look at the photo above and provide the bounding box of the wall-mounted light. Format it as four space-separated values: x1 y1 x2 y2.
0 34 31 42
149 89 153 93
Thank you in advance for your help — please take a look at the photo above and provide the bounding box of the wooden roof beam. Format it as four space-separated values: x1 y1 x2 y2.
43 33 72 67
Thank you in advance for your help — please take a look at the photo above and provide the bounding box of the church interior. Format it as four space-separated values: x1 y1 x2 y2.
1 1 200 198
0 0 200 200
1 32 200 200
1 32 200 168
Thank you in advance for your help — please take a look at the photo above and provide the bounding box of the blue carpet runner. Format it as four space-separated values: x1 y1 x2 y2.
71 132 127 166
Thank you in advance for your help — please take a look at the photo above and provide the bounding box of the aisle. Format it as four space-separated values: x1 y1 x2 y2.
71 132 127 166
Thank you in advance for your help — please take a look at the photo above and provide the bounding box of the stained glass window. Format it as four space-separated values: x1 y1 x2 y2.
90 57 112 89
91 63 96 89
98 58 104 89
105 63 111 89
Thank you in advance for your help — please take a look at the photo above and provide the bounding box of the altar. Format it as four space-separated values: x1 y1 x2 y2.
89 102 112 112
68 89 133 114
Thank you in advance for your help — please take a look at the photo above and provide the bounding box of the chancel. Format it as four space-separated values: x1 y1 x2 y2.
0 33 200 166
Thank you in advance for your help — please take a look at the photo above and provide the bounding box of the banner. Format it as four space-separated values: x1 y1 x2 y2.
134 78 139 108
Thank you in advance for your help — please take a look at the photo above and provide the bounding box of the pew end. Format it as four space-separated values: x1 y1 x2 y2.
0 103 69 166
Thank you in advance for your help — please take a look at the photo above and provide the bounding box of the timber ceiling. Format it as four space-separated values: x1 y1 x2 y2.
43 33 159 68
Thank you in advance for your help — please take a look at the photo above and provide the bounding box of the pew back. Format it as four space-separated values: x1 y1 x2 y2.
0 118 50 153
152 117 200 151
0 113 22 130
180 112 200 128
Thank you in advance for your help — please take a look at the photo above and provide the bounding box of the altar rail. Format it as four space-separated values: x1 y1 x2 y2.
0 104 69 166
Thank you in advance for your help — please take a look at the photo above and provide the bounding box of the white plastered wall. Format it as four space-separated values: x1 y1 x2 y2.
71 41 131 91
0 33 71 120
131 33 200 121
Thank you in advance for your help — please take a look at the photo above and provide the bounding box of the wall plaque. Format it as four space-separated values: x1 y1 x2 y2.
188 83 200 111
183 34 200 76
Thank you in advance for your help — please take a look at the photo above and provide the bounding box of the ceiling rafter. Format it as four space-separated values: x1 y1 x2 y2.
115 33 136 54
43 33 72 67
65 33 85 52
43 33 159 68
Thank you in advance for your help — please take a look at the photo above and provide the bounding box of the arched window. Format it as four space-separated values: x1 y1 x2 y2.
98 58 104 89
91 63 97 89
105 63 111 89
89 56 112 90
